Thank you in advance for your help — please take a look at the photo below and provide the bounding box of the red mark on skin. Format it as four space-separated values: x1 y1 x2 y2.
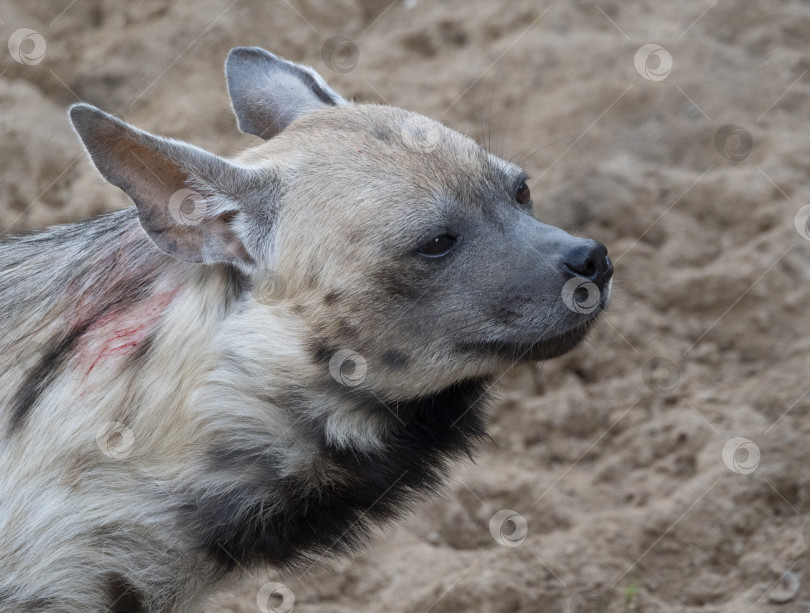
80 288 178 376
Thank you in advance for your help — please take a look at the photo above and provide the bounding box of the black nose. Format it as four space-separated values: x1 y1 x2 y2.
562 240 613 289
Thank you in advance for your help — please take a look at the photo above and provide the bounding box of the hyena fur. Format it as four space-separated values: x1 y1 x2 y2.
0 47 613 612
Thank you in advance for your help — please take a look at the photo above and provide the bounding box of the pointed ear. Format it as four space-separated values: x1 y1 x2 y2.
225 47 346 140
69 103 260 269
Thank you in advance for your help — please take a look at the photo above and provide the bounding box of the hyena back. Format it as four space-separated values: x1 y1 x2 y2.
0 48 612 612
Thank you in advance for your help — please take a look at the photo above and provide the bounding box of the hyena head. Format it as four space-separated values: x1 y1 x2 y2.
70 47 612 419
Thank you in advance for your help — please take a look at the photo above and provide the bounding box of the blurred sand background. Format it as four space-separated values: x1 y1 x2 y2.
1 0 810 611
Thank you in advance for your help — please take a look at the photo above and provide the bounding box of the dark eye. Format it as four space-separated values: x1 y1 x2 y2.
516 181 531 205
417 234 457 257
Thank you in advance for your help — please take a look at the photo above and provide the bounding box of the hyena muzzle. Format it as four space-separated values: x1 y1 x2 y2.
0 48 612 612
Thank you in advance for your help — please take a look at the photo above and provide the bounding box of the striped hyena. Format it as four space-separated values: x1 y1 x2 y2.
0 48 613 612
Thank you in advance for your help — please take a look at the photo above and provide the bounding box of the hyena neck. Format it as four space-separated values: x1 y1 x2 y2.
185 375 494 572
0 208 247 436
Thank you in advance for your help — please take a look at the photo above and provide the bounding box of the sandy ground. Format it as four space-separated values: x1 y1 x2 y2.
2 0 810 611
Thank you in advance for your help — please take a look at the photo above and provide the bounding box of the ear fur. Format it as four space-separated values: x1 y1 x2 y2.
225 46 346 140
70 103 261 269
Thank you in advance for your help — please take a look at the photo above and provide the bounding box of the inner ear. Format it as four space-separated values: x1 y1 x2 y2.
225 47 347 140
70 103 259 269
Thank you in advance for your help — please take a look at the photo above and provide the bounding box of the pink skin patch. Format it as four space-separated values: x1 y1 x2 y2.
78 288 178 377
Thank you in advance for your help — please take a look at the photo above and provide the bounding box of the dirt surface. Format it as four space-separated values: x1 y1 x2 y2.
2 0 810 611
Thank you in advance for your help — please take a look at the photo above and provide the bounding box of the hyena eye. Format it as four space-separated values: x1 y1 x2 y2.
516 180 531 205
417 234 457 258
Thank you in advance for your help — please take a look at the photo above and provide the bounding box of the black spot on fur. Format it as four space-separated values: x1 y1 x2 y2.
106 574 143 613
182 378 491 571
380 348 409 370
323 289 341 305
371 126 391 144
371 267 421 299
308 338 334 364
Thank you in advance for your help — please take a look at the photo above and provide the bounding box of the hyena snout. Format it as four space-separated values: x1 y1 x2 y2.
561 239 613 292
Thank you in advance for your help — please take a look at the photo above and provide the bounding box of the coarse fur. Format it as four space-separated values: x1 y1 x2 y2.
0 48 612 612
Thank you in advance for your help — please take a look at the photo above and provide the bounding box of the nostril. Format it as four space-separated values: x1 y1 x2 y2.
563 241 609 286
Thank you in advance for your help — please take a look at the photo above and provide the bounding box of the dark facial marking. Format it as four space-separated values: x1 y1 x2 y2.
106 574 144 613
380 348 410 370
